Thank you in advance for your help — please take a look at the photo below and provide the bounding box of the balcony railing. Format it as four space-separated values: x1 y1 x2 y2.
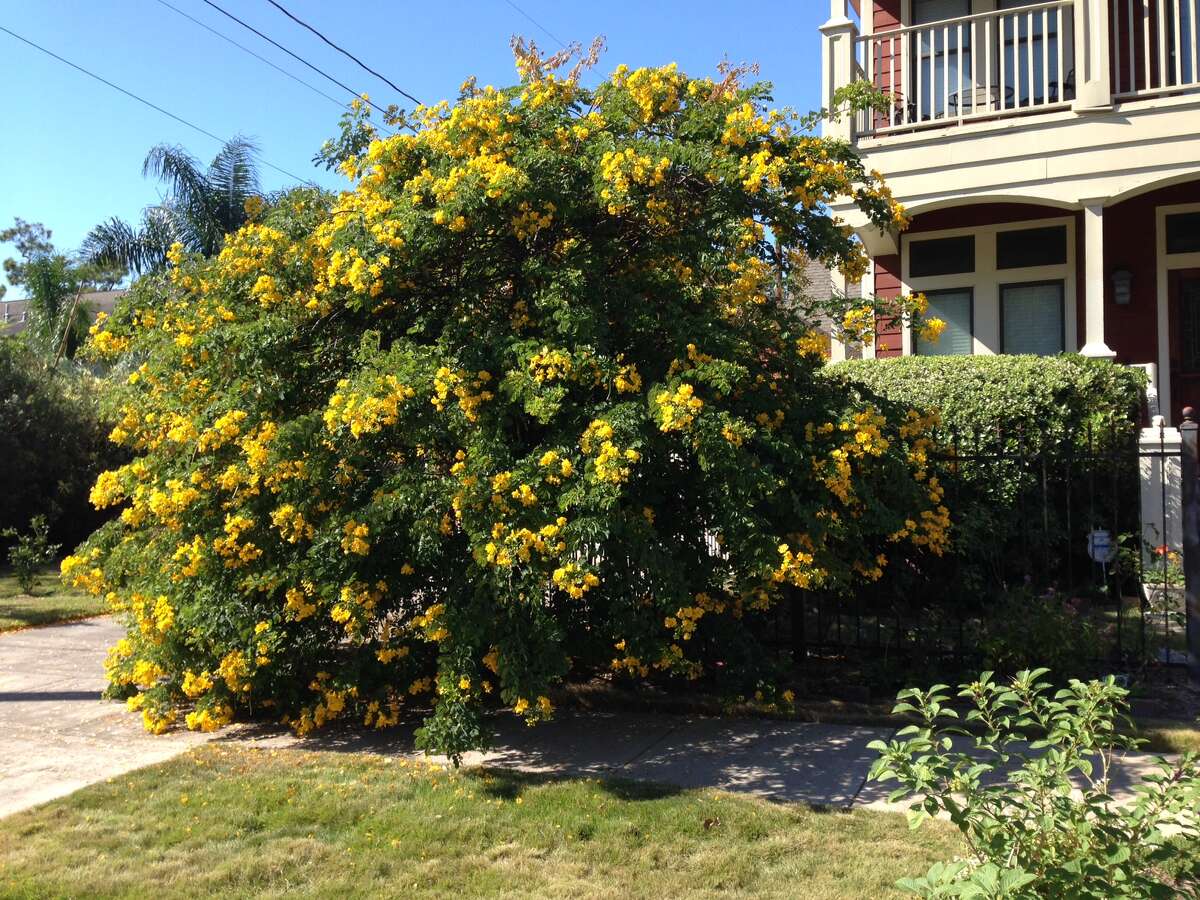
1112 0 1199 98
855 1 1076 136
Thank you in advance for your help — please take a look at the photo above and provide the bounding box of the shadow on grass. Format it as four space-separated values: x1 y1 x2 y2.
465 765 684 804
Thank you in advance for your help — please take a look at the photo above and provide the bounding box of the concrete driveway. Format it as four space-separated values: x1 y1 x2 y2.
0 616 1179 820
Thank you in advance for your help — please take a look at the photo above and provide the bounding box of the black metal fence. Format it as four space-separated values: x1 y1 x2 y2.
777 411 1200 687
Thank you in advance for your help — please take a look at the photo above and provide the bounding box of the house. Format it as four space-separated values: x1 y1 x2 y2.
820 0 1200 423
1 290 126 338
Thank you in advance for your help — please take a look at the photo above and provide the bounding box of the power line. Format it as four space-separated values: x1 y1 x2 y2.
151 0 398 138
199 0 411 129
0 23 316 187
502 0 567 49
262 0 423 106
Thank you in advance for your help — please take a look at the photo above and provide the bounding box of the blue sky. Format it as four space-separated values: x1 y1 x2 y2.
0 0 830 298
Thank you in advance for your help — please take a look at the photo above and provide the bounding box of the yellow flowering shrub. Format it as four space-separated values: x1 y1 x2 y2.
71 45 947 762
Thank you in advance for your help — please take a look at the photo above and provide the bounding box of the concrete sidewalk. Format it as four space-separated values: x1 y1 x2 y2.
0 616 1173 819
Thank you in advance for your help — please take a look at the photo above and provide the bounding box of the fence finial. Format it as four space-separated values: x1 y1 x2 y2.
1184 407 1196 425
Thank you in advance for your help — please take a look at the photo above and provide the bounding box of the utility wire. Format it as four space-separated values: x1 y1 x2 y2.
199 0 412 130
502 0 568 49
151 0 397 138
0 23 316 186
262 0 422 106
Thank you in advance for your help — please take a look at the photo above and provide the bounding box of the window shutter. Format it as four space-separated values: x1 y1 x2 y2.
1002 282 1064 355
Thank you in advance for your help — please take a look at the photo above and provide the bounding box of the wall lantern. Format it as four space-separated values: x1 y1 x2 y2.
1111 267 1133 305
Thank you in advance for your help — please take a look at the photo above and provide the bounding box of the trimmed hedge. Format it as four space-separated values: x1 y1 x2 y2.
825 355 1145 439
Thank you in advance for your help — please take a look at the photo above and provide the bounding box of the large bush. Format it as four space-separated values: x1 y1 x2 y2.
0 339 120 552
68 52 948 757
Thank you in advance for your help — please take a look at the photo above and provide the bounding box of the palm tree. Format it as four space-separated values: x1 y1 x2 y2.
83 136 263 276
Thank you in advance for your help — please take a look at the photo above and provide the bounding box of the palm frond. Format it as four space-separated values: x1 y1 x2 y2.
143 144 212 213
81 218 146 274
206 134 262 237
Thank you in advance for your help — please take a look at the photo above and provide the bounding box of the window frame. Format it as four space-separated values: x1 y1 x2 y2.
999 278 1066 355
898 214 1077 357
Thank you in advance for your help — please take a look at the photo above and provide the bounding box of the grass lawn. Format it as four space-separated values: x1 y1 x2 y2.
0 745 962 899
0 564 106 632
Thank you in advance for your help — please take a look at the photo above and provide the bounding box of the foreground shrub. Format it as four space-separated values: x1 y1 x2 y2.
870 669 1200 898
0 339 120 551
69 50 947 757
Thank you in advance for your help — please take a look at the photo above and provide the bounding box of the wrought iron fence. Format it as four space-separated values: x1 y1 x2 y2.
775 412 1199 687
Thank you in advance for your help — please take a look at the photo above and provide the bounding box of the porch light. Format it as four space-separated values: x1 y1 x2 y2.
1111 267 1133 305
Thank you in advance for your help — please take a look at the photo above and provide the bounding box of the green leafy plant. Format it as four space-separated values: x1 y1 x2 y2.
2 516 61 594
870 669 1200 898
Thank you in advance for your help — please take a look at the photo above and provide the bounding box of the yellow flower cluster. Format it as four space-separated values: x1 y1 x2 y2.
197 409 248 452
432 367 494 422
656 383 703 432
721 101 771 147
270 504 314 543
613 362 642 394
527 347 572 382
324 375 416 437
552 562 600 599
341 519 371 556
284 583 318 620
483 517 568 567
624 63 685 120
770 542 827 589
598 147 670 214
580 419 639 484
664 604 705 640
512 200 555 240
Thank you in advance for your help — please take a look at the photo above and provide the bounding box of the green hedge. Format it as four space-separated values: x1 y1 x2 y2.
0 338 123 553
825 355 1145 439
821 355 1146 606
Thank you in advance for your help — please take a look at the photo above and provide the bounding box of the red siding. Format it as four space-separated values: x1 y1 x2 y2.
1104 181 1200 367
871 1 903 130
874 253 903 357
907 203 1072 234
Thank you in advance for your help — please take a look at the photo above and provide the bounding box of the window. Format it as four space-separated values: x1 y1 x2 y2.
1002 281 1064 355
996 225 1068 269
917 289 973 355
909 235 975 277
1166 212 1200 255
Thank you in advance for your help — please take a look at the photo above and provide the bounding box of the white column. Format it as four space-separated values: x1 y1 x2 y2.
1073 0 1113 110
821 1 858 141
829 269 848 362
1080 200 1116 359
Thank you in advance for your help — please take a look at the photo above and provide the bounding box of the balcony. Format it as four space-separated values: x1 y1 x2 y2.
821 0 1200 254
821 0 1200 140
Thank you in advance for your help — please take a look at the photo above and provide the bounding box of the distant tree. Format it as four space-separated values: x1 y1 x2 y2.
0 218 125 360
0 218 54 300
82 136 264 276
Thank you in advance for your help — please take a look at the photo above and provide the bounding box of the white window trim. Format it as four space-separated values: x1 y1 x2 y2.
1155 202 1200 425
901 214 1077 356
